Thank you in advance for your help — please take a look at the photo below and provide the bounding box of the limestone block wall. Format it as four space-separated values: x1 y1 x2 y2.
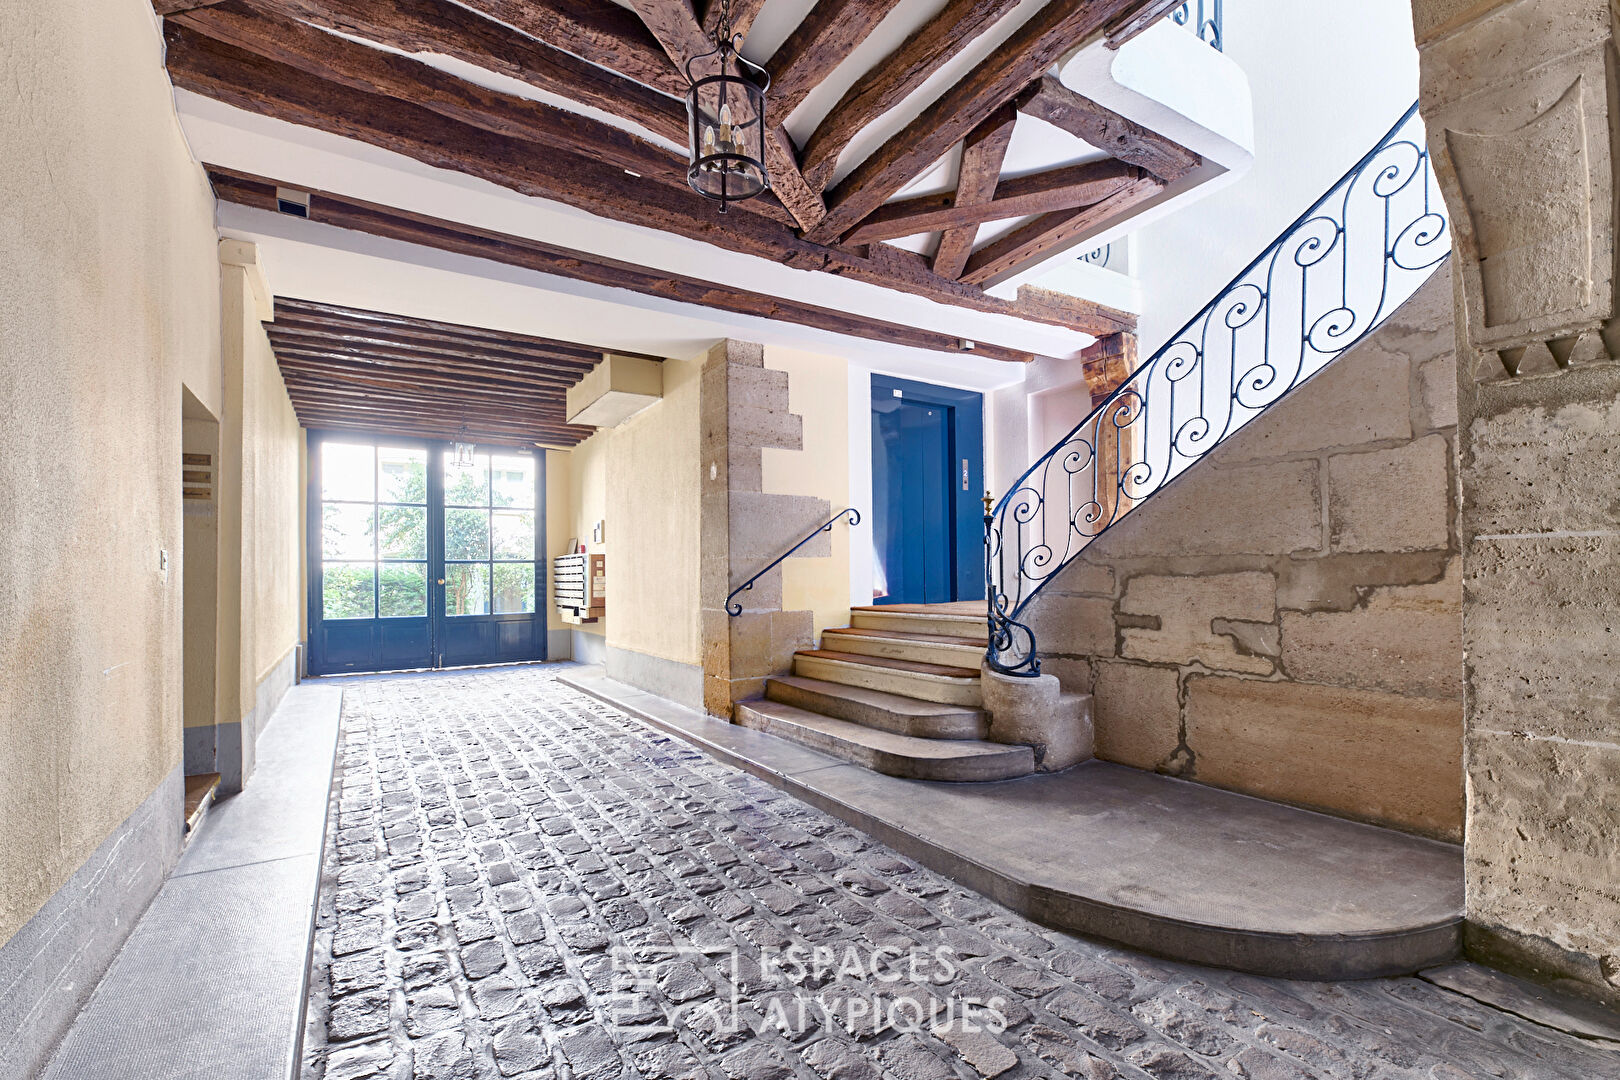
1034 267 1464 840
1412 0 1620 1005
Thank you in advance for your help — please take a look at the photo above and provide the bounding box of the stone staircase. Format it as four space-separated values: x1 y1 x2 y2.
736 602 1072 782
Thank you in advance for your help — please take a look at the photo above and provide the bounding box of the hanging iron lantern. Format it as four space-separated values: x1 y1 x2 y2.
685 0 770 212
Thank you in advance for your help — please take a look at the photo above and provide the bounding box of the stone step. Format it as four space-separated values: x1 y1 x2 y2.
850 604 989 643
765 675 990 739
792 649 982 707
821 626 985 668
734 699 1034 782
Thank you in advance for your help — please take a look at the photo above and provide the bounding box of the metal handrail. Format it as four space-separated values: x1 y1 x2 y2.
726 508 860 616
1172 0 1223 51
985 102 1451 675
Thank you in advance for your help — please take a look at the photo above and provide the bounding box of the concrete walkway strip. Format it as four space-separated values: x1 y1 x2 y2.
39 683 343 1080
557 663 1465 981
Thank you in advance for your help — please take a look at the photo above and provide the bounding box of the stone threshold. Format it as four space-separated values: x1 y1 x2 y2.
39 682 345 1080
556 664 1465 981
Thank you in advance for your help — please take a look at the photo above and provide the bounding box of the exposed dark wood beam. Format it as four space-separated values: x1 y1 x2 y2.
164 22 806 254
274 358 577 399
962 173 1162 286
209 167 1047 361
1105 0 1190 47
807 0 1149 244
175 3 695 195
290 406 592 442
268 324 601 370
1016 75 1201 183
767 0 905 120
702 0 767 39
622 0 828 230
272 298 632 361
293 413 586 448
269 344 586 388
849 158 1138 244
799 0 1020 193
452 0 686 97
252 0 687 145
285 381 569 418
932 104 1017 280
154 0 230 12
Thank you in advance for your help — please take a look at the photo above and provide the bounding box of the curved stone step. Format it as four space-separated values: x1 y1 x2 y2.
792 650 982 707
735 700 1033 782
850 604 989 643
765 675 989 739
821 626 985 668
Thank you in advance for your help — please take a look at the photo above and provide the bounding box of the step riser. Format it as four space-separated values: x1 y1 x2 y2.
821 632 984 669
792 654 983 707
735 705 1033 782
851 610 989 643
765 679 989 739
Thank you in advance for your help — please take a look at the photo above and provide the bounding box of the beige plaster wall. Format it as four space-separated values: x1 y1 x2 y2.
0 0 222 945
182 417 221 734
565 355 702 667
1034 267 1465 840
762 347 851 638
544 449 574 637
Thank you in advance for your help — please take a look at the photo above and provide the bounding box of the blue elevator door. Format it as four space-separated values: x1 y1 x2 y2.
873 397 953 604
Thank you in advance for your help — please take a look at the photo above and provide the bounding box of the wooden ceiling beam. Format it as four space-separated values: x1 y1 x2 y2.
268 346 585 389
451 0 686 97
766 0 905 121
807 0 1148 244
163 22 806 255
274 363 573 403
249 0 687 145
294 413 586 448
961 174 1163 287
284 381 569 418
266 326 598 374
208 167 1049 360
288 397 588 432
271 298 630 360
1015 75 1201 183
270 351 583 394
932 104 1017 279
799 0 1020 194
701 0 767 39
850 158 1138 245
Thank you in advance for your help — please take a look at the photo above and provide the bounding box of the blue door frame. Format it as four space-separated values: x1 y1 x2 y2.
306 431 548 676
870 375 985 605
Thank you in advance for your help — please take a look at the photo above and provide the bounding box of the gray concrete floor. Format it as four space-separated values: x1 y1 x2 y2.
300 665 1619 1080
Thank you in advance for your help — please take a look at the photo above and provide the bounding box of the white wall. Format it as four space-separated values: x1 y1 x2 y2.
1132 0 1421 353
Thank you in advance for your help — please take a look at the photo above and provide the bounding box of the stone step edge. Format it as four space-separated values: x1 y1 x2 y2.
794 649 980 681
765 676 991 740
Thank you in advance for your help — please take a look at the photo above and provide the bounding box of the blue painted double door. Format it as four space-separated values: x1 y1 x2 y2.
870 376 985 605
307 433 547 675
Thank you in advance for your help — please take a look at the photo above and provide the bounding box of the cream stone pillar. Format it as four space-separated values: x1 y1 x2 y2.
1415 0 1620 1005
699 340 828 718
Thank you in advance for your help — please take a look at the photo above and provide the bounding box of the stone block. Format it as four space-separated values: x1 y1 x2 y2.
1091 662 1181 771
1119 572 1277 676
1276 550 1452 613
727 610 812 682
706 339 763 367
1464 535 1620 742
728 493 832 561
1038 655 1094 694
1183 677 1463 839
981 666 1093 771
1416 353 1459 431
1219 341 1412 462
1465 730 1620 974
1280 560 1462 699
1091 459 1320 558
1464 370 1620 534
1052 560 1115 596
1024 594 1115 658
1328 435 1452 553
729 403 803 452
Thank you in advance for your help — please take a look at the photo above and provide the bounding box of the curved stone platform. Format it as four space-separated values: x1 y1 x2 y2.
559 665 1464 981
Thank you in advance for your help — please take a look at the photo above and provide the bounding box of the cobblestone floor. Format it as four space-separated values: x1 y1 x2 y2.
301 667 1619 1080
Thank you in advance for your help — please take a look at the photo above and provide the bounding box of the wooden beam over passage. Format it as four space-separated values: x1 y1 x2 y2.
961 174 1163 287
211 167 1050 361
932 105 1018 280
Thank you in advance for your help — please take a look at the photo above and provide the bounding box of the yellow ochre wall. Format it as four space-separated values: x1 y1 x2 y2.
762 347 852 639
563 432 608 646
0 0 222 946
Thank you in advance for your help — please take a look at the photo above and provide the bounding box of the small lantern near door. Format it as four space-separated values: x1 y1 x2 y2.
452 425 476 468
685 0 770 212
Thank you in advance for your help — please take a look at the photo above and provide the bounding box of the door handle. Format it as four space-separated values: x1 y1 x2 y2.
436 578 446 585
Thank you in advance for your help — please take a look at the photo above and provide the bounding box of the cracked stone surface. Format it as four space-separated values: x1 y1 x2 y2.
300 667 1619 1080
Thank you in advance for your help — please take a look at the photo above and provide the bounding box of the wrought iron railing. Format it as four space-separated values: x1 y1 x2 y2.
727 508 860 616
985 103 1450 675
1172 0 1223 51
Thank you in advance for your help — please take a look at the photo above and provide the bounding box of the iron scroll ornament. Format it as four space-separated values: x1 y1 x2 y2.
727 508 861 617
984 102 1451 676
